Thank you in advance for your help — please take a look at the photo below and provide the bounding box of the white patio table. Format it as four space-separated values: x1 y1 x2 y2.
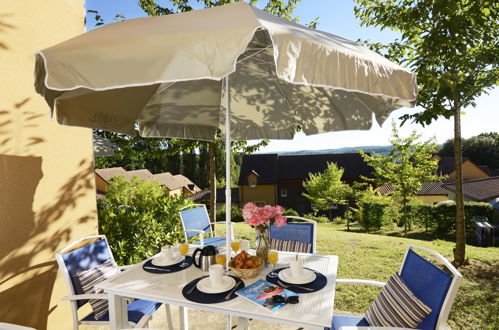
96 251 338 330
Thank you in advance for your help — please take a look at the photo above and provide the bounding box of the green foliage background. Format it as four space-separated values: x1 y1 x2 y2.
97 176 192 265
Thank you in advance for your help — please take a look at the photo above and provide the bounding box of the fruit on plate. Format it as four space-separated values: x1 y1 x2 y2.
229 250 263 269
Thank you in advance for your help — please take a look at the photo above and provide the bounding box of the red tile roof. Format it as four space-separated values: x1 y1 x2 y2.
378 181 448 196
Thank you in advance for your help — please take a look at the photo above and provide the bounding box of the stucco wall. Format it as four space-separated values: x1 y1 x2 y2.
448 160 490 180
0 1 98 329
415 195 449 205
95 174 109 192
239 184 276 206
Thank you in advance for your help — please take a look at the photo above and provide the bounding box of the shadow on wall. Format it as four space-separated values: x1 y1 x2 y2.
0 154 97 329
0 13 15 51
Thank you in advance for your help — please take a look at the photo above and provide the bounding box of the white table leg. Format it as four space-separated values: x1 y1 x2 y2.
108 294 126 330
165 304 174 330
236 317 249 330
226 314 232 330
179 306 188 330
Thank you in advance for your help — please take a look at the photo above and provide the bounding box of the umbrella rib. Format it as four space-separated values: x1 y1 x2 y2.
237 45 272 64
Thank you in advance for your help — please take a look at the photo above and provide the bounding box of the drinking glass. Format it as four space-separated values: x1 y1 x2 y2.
231 240 240 254
179 243 190 267
215 253 227 266
268 250 278 278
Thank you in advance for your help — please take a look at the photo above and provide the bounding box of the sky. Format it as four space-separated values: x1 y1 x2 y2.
85 0 498 153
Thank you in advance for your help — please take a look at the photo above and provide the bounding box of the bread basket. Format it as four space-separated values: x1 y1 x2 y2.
228 257 264 279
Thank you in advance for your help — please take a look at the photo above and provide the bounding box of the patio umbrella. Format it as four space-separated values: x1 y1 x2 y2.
34 2 418 261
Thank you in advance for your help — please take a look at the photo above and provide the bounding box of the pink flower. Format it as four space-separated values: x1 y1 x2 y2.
246 214 261 226
243 202 258 221
274 215 287 227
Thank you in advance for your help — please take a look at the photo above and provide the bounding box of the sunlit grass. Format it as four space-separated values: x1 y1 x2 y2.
217 222 499 329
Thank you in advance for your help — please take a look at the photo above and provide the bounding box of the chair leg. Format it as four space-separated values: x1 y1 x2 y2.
179 307 188 330
226 315 232 330
165 304 174 330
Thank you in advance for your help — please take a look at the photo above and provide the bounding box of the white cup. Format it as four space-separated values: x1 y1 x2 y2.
240 239 250 252
161 245 174 263
289 258 304 279
209 264 225 287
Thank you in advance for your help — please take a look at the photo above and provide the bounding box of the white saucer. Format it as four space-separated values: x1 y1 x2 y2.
151 255 182 267
278 268 316 285
196 276 236 294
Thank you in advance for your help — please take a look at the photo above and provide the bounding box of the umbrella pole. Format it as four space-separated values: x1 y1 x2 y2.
224 76 232 269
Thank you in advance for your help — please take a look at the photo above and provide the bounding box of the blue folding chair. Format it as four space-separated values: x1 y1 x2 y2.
330 245 463 330
55 235 171 330
179 204 234 247
270 216 317 253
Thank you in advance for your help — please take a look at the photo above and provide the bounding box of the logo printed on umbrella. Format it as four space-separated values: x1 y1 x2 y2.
89 112 117 128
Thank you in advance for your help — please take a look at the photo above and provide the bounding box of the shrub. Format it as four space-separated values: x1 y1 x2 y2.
303 213 329 223
98 175 192 265
332 216 346 224
216 204 243 222
283 208 300 217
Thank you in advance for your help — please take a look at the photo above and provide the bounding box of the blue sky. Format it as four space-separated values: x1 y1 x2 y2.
85 0 498 152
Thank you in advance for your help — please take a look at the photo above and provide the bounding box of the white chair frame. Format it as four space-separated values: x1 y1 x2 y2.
335 245 463 330
55 235 173 330
179 204 234 246
278 215 318 254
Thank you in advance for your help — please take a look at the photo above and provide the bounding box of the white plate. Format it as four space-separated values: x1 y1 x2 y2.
196 276 236 294
151 255 182 267
278 268 316 285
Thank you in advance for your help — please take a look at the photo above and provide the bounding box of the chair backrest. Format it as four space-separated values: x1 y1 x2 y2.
270 216 317 253
179 204 212 239
55 235 114 309
399 246 462 330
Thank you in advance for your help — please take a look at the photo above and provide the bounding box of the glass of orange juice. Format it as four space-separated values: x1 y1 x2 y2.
216 254 227 266
179 242 190 267
268 250 279 278
231 240 240 254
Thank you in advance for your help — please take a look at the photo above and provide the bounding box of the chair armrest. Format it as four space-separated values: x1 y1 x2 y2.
185 229 205 234
62 294 108 301
336 279 386 287
340 327 414 330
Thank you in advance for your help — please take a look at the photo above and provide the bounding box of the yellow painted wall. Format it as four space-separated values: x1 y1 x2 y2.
169 188 183 196
239 184 276 206
0 1 98 329
95 174 109 192
415 195 449 205
448 160 490 180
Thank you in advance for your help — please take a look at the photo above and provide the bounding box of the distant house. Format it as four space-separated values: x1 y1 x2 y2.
238 153 373 214
443 176 499 202
95 167 200 198
432 155 490 181
378 155 492 204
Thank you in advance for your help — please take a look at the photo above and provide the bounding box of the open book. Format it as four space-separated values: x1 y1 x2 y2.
236 279 299 312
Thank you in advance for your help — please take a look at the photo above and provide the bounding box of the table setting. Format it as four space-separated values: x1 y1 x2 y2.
142 242 194 274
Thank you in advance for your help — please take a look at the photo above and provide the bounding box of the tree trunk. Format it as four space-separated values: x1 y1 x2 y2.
209 142 217 231
453 107 466 267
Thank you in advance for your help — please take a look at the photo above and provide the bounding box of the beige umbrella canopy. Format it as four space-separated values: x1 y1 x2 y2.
35 2 416 141
34 2 417 261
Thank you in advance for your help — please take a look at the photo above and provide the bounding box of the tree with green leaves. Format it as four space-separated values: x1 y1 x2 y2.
439 132 499 170
303 162 352 221
354 0 499 266
359 124 443 236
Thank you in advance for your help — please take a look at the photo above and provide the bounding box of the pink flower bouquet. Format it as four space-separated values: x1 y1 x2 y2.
242 202 287 232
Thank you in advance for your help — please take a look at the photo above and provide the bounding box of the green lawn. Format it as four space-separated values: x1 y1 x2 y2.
217 222 498 329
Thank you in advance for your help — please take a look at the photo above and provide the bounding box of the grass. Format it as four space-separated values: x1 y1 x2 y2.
217 222 499 329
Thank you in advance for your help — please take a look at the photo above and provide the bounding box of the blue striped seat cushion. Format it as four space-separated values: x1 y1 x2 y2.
76 258 120 320
365 272 432 328
270 238 311 253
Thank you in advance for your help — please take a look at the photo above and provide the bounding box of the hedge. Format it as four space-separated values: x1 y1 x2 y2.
358 200 493 244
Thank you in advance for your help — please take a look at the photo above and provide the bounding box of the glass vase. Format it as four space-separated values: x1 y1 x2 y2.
255 228 270 265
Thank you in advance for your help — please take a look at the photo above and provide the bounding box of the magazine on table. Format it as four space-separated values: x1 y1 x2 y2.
235 279 299 312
